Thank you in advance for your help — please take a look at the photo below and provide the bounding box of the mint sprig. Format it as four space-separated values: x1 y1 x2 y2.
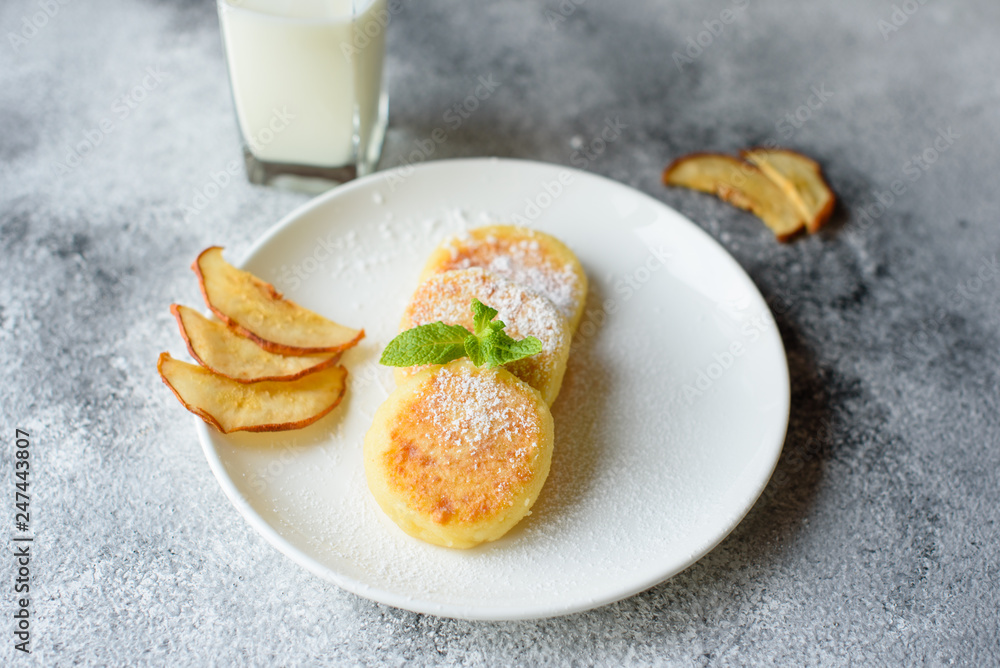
380 298 543 369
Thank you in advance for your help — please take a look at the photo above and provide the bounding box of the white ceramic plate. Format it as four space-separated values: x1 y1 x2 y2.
196 158 789 620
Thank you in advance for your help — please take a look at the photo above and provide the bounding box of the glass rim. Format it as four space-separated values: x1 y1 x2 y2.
216 0 384 25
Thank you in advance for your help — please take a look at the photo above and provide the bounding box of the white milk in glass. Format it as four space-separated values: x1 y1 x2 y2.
218 0 388 178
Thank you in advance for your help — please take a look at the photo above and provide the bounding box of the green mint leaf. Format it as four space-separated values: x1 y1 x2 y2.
464 334 486 367
379 322 472 367
379 299 543 369
471 298 499 336
480 328 544 368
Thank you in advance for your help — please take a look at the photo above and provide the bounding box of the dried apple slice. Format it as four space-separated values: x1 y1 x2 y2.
171 304 339 383
193 247 363 356
741 148 835 233
663 153 806 241
157 352 348 433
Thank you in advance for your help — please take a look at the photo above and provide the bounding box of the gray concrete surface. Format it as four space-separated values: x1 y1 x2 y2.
1 0 998 665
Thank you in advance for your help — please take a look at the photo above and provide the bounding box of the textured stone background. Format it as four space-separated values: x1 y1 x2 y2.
2 0 999 665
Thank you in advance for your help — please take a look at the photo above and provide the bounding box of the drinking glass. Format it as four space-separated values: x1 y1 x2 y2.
217 0 389 191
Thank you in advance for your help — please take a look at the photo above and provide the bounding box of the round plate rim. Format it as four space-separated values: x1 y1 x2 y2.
194 157 791 620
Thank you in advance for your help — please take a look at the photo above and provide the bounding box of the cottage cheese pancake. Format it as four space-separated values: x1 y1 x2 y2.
396 268 570 405
420 225 588 332
364 361 554 549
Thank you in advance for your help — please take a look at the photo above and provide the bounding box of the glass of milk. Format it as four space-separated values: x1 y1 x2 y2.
217 0 389 190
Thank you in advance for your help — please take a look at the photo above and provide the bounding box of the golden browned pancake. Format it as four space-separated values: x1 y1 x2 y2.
420 225 588 332
395 268 570 405
364 361 554 549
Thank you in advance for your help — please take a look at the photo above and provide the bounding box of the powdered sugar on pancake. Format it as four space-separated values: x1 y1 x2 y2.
399 268 571 404
383 362 549 524
439 232 583 324
422 364 539 459
404 268 565 354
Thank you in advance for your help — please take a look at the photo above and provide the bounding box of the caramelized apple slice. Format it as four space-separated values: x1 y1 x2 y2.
193 247 363 355
741 148 835 233
171 304 339 383
157 352 348 433
663 153 805 241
